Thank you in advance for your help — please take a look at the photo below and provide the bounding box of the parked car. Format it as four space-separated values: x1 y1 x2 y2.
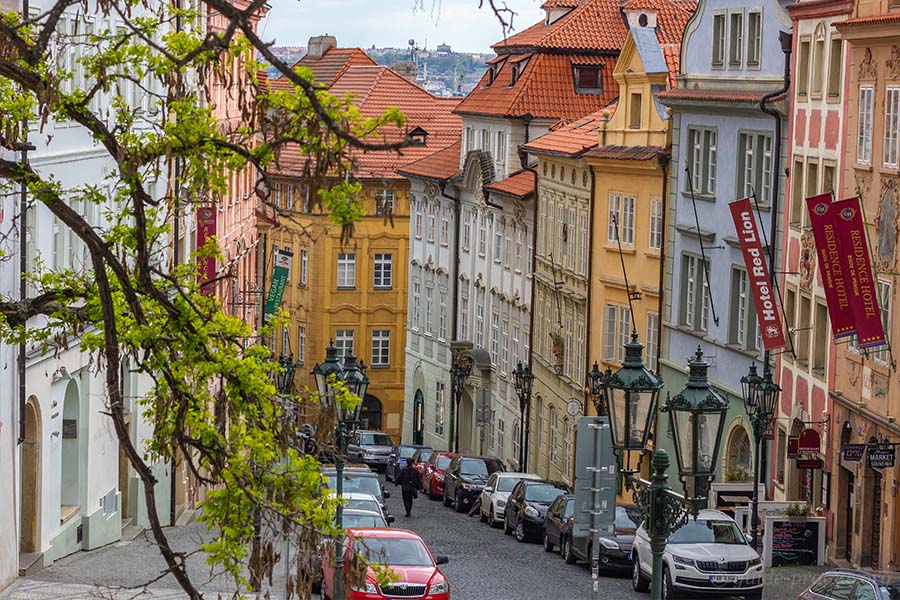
340 508 393 529
322 528 450 600
322 467 390 509
386 444 431 483
503 479 570 542
346 430 395 472
411 448 436 481
443 455 506 513
542 493 574 552
422 452 458 500
343 492 391 520
632 509 764 599
799 570 900 600
559 503 641 569
479 472 542 528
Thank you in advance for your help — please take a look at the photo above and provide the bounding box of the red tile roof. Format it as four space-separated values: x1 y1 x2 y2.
662 44 681 88
396 141 462 182
835 12 900 28
269 47 376 90
541 0 580 8
584 144 666 161
656 88 786 104
485 169 536 199
522 105 618 157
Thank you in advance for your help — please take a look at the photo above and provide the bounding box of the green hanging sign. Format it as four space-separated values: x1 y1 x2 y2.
264 248 293 321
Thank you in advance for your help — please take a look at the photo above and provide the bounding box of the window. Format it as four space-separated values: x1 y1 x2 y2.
496 131 507 173
497 418 505 460
516 228 525 272
512 324 521 367
712 13 726 67
460 292 469 341
494 222 503 263
812 35 825 96
618 307 631 362
813 302 828 374
730 268 756 351
282 326 291 356
874 279 892 364
785 287 797 347
462 209 471 251
435 382 445 434
574 66 602 93
539 201 547 254
885 87 900 168
827 38 842 97
681 254 710 332
513 420 521 464
798 295 811 364
567 208 576 270
440 209 450 245
578 210 588 274
373 253 392 289
300 250 308 286
335 329 354 358
427 204 436 242
604 304 618 361
729 12 743 67
629 92 642 128
501 318 509 373
646 313 659 372
438 291 448 341
478 213 487 256
375 189 394 215
371 330 390 367
424 286 433 335
273 183 282 208
337 252 356 289
776 428 786 484
475 288 485 347
747 10 761 67
858 85 874 164
738 132 773 204
465 126 474 153
412 281 421 331
790 158 804 225
297 325 306 364
824 164 836 195
481 129 491 151
490 311 499 366
608 194 635 245
505 229 513 269
797 39 810 97
687 128 717 196
806 160 819 203
649 198 663 250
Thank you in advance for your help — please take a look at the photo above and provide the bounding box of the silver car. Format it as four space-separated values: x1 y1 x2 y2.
479 472 542 527
346 430 395 472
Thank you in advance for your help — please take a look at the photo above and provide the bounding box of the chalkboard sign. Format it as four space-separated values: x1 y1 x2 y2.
771 520 819 566
62 419 77 439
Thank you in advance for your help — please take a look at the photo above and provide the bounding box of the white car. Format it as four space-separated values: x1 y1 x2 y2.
479 472 542 528
631 509 764 600
342 492 389 520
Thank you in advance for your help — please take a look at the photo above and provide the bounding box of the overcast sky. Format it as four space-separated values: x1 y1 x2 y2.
260 0 546 54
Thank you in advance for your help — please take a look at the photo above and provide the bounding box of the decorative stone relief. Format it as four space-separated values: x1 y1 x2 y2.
848 361 860 388
855 171 872 197
551 330 565 371
887 46 900 79
859 48 878 81
799 232 815 291
876 179 898 271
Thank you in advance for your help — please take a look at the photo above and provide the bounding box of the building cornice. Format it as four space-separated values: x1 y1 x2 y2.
787 0 851 20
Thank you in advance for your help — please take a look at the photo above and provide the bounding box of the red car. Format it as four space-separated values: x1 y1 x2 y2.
410 448 435 481
422 452 458 500
322 528 450 600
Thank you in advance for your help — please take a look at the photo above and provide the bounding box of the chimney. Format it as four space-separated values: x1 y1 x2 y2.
393 61 418 84
307 34 337 60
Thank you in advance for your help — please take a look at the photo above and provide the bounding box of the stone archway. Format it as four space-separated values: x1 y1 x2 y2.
20 396 41 555
60 379 81 521
412 390 425 446
360 394 383 431
724 423 752 482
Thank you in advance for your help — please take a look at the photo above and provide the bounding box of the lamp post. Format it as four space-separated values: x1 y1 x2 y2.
512 362 534 472
741 363 780 550
311 342 368 600
450 351 473 453
599 340 729 600
587 361 606 416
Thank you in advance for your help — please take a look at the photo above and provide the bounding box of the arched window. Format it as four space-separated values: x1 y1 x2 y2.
725 425 752 481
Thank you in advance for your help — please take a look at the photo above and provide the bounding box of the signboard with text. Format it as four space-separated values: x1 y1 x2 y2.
805 194 856 338
797 428 821 454
867 446 896 469
841 444 866 462
263 248 293 321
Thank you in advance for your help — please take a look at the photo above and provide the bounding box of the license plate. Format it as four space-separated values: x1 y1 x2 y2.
709 575 739 584
626 552 632 560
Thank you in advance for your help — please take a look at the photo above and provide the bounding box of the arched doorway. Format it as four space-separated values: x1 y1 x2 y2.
20 397 41 554
725 425 752 482
835 421 854 561
360 395 383 431
458 390 474 453
60 380 81 521
412 390 425 445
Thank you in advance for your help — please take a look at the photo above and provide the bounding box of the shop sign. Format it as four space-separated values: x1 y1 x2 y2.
796 458 824 470
797 428 821 454
867 446 896 469
841 444 866 462
787 436 799 458
763 419 774 440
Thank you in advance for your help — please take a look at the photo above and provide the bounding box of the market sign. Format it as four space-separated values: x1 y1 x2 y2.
797 428 821 454
787 436 799 458
263 248 293 321
867 446 896 469
841 444 866 462
796 458 824 470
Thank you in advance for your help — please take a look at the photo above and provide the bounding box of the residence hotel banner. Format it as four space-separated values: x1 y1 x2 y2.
729 197 786 351
805 194 856 338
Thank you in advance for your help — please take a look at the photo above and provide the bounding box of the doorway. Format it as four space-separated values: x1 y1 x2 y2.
870 469 882 569
118 414 132 522
412 390 424 445
458 391 474 453
845 470 854 561
360 395 383 431
20 397 41 554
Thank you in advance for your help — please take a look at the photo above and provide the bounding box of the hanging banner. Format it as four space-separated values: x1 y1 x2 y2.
797 428 821 454
263 247 293 321
805 194 856 338
196 206 217 295
729 198 786 351
832 197 886 348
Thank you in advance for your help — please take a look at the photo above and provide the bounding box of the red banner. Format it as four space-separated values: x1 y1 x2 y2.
832 197 885 348
196 206 217 295
729 198 787 351
805 194 856 338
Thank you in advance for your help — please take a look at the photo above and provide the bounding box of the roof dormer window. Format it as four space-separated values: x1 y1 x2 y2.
407 126 428 146
573 65 603 94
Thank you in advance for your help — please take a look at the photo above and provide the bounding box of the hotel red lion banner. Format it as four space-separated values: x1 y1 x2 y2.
729 198 787 351
197 206 217 295
832 196 886 348
805 194 856 338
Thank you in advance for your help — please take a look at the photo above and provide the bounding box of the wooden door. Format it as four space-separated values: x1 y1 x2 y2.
846 472 854 561
871 470 882 569
20 402 40 553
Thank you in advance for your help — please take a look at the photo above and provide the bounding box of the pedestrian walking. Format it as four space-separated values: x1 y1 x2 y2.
398 460 421 517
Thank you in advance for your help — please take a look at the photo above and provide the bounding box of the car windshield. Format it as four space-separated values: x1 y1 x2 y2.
417 450 434 463
360 433 392 446
398 447 418 458
460 458 502 477
525 483 567 503
435 456 452 470
496 477 521 492
356 537 433 567
880 584 900 600
668 519 747 545
614 506 641 533
326 475 382 498
346 499 381 513
342 514 387 528
564 498 575 518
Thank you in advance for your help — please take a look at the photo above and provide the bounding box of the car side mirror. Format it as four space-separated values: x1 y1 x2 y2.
484 487 494 493
383 491 391 499
434 555 450 566
387 515 395 524
389 453 396 459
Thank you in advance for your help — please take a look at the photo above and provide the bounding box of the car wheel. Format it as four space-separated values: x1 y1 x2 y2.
563 537 577 565
455 491 466 513
632 556 649 592
443 489 452 507
543 533 554 552
662 565 678 600
490 506 501 529
504 515 513 535
515 521 527 543
744 593 762 600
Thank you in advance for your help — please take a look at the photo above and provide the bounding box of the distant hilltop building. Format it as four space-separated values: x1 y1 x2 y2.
436 43 452 55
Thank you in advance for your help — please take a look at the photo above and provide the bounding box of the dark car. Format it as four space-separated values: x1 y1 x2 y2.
561 504 641 570
410 447 436 482
542 494 574 553
504 479 570 543
799 570 900 600
443 455 505 513
321 467 390 508
346 430 395 472
422 452 458 500
386 444 431 483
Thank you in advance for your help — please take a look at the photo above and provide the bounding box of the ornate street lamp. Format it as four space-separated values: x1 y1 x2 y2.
338 353 369 422
587 361 606 416
740 364 780 550
450 351 473 453
601 333 663 453
311 341 343 402
512 362 534 472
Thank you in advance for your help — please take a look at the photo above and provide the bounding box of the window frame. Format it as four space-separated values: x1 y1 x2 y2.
712 11 726 68
686 127 718 196
572 64 603 94
746 9 762 68
373 252 393 290
371 329 391 367
336 252 357 289
858 85 874 165
884 86 900 169
728 10 744 68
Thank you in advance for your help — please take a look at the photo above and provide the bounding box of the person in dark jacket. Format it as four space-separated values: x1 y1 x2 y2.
398 461 421 517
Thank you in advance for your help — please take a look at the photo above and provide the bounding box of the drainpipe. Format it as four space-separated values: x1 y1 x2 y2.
439 179 460 448
584 161 596 415
653 151 669 439
758 30 792 501
525 162 538 472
